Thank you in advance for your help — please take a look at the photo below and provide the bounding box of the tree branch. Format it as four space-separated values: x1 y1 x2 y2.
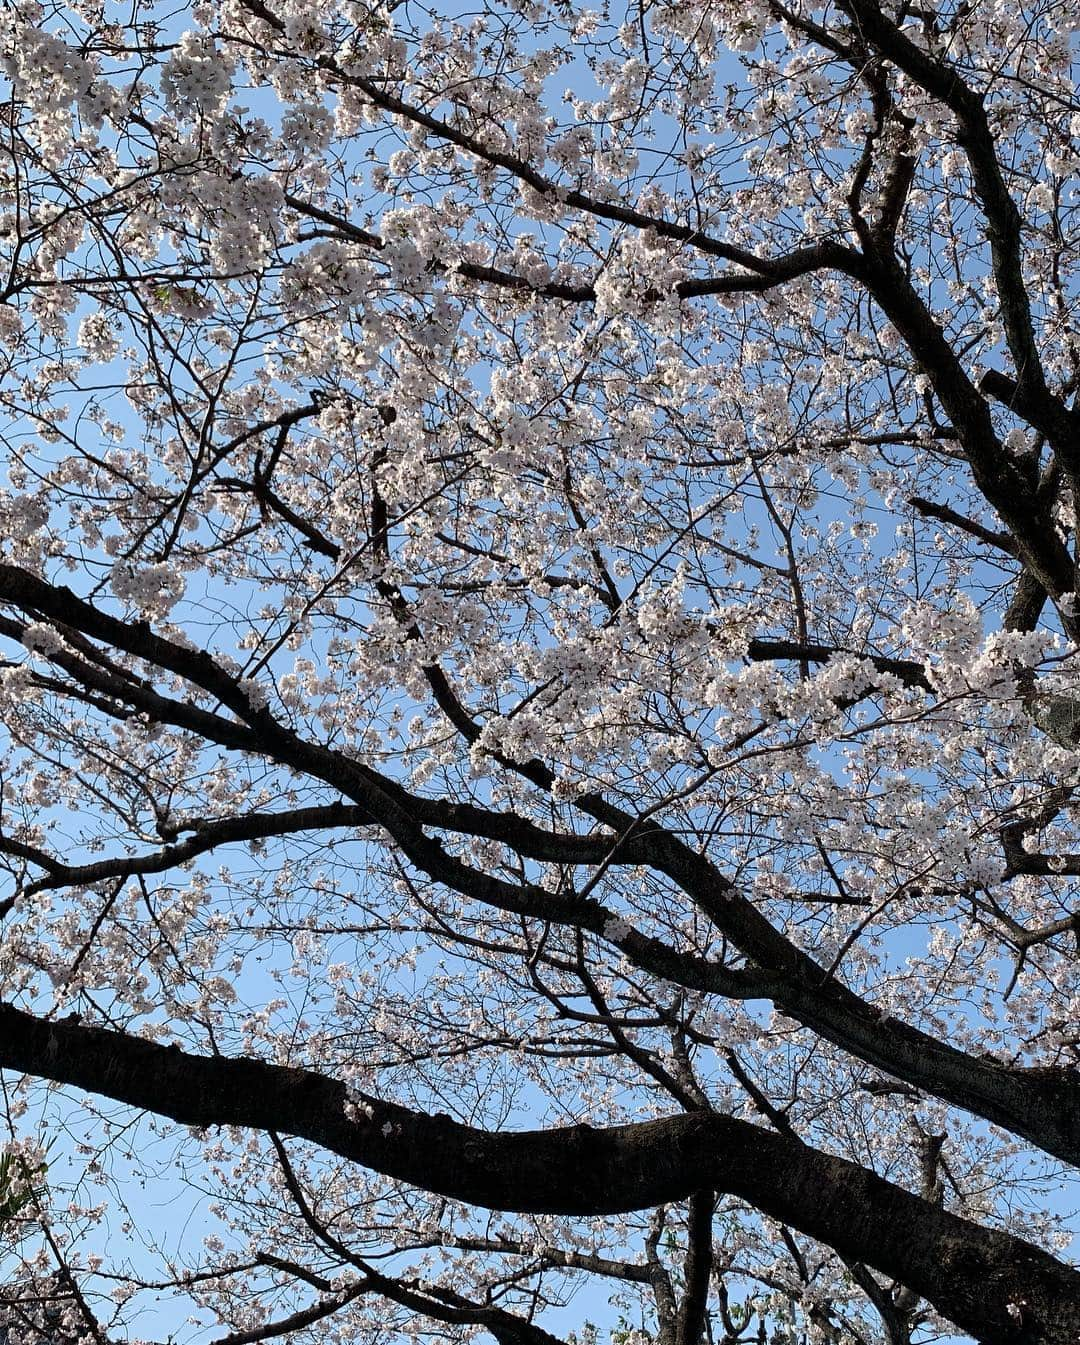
0 1003 1075 1344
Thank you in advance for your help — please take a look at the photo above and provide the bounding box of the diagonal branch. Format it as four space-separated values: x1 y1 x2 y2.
5 564 1080 1173
838 0 1074 467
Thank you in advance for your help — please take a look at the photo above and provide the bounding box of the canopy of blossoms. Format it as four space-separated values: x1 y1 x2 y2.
1 0 1079 1342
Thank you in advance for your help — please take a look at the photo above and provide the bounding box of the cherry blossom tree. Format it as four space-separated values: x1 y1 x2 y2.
1 0 1080 1341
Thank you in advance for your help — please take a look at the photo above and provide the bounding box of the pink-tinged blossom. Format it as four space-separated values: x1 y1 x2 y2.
0 0 1076 1340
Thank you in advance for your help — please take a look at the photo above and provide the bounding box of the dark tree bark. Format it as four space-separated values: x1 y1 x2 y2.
0 1003 1075 1345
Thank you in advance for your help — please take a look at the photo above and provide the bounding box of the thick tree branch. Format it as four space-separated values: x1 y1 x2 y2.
745 638 931 690
5 563 1080 1175
849 250 1073 607
980 368 1080 449
908 496 1017 555
0 1003 1076 1344
207 1284 370 1345
838 0 1069 463
675 1192 714 1345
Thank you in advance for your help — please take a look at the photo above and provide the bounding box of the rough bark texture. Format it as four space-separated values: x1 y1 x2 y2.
0 1003 1076 1344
